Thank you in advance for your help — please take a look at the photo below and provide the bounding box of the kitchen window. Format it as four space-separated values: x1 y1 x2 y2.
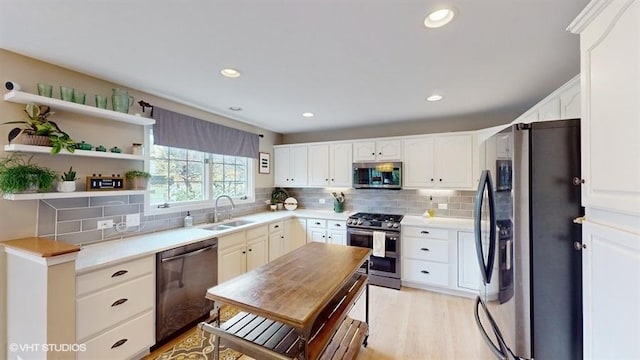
145 131 254 214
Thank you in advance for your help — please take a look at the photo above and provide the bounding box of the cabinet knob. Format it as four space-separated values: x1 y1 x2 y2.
574 242 587 251
325 178 329 181
572 177 585 186
430 178 434 182
281 235 284 239
322 235 326 238
371 152 375 156
420 230 430 234
331 178 334 182
111 339 128 349
335 224 341 227
291 178 294 181
439 178 443 182
274 225 279 228
315 222 321 225
248 248 252 252
111 298 128 307
420 247 430 251
378 152 382 155
421 270 430 274
242 251 246 254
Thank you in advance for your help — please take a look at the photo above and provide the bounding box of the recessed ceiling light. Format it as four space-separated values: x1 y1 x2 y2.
220 68 241 78
426 94 443 102
229 106 242 111
302 112 315 118
424 7 456 28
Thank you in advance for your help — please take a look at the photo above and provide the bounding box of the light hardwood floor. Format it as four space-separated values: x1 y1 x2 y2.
146 286 494 360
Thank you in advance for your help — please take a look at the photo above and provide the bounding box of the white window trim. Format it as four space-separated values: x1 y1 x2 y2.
142 126 255 216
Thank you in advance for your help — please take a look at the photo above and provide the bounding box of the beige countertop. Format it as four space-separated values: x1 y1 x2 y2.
76 209 352 274
2 236 81 258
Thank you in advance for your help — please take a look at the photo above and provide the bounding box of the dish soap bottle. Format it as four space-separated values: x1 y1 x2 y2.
427 196 435 218
184 211 193 228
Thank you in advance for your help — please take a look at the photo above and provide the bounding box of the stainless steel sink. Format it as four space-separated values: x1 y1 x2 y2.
202 219 254 231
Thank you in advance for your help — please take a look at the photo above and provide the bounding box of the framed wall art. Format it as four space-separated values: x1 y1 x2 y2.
259 152 270 174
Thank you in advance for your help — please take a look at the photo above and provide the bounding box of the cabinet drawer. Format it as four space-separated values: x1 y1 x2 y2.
219 231 246 250
77 274 154 340
327 220 346 230
308 219 327 228
269 221 284 234
79 310 154 360
247 225 268 239
403 226 449 240
77 256 154 297
404 237 448 262
403 259 449 287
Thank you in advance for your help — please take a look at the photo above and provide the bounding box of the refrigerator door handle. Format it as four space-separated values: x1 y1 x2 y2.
475 170 497 284
474 296 508 360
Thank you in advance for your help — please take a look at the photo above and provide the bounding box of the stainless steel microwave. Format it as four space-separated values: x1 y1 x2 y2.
352 162 402 189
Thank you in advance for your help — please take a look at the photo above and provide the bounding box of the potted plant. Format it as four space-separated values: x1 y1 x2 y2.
57 166 77 192
125 170 151 190
2 103 76 154
271 187 289 210
0 154 57 194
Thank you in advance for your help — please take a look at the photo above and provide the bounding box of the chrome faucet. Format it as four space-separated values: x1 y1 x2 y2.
214 195 235 222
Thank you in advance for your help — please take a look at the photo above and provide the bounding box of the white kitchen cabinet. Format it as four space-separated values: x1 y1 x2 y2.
274 145 308 187
284 218 307 252
269 221 286 261
402 226 451 289
306 218 346 245
403 133 474 189
581 221 640 360
353 139 402 162
569 0 640 216
560 80 581 119
307 142 352 187
76 256 155 359
457 231 480 291
246 226 269 272
568 1 640 357
219 227 268 282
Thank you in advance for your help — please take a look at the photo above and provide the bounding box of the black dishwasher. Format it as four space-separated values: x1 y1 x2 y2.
155 238 218 346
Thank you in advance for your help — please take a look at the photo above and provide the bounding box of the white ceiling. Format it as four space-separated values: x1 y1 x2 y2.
0 0 588 134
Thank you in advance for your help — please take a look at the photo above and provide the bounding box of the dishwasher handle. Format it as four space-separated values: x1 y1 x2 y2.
161 244 217 263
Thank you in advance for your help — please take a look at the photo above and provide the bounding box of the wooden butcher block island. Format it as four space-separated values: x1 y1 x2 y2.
202 242 371 360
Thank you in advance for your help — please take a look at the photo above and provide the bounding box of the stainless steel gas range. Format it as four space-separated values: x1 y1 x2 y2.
346 212 403 290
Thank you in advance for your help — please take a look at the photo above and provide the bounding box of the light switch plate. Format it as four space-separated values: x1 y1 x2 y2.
438 203 448 210
126 213 140 226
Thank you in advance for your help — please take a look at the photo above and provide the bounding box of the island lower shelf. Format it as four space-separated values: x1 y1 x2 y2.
200 272 369 360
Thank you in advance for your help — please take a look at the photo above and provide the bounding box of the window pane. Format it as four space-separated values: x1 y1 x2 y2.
150 145 205 205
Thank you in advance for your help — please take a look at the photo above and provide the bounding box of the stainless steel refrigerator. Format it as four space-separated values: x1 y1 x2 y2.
474 120 583 360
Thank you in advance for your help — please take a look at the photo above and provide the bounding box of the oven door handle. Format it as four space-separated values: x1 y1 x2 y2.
347 229 376 236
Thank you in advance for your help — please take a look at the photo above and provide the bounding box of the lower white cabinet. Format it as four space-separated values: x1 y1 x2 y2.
582 221 640 359
457 231 480 291
219 227 269 283
306 218 346 245
269 221 286 261
76 255 155 360
284 218 307 252
402 223 484 297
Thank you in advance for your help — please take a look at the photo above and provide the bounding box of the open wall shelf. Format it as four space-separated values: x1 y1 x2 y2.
4 90 155 126
4 144 145 160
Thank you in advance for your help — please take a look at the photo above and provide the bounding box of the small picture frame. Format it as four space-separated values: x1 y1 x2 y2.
259 152 270 174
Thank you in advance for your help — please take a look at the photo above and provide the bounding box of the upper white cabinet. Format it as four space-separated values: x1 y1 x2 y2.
403 133 474 189
353 139 402 162
514 75 581 125
569 0 640 216
308 142 352 187
274 145 308 187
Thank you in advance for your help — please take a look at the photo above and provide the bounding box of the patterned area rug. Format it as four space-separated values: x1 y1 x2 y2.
155 306 252 360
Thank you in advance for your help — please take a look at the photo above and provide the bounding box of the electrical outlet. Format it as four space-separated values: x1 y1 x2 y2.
319 198 326 204
97 219 114 229
438 203 448 210
126 213 140 226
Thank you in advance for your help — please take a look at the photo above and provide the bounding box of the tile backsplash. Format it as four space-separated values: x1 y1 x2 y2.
38 188 272 245
283 188 476 218
38 187 476 245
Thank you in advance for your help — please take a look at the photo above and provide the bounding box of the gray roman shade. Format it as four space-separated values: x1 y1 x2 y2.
152 107 259 159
